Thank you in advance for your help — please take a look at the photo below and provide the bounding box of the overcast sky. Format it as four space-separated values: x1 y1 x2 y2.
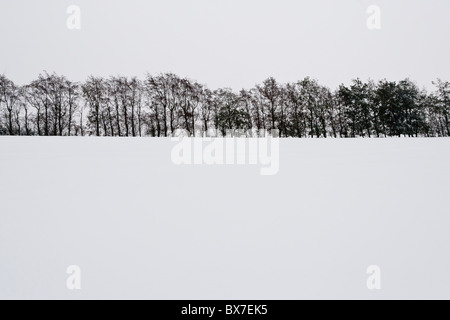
0 0 449 91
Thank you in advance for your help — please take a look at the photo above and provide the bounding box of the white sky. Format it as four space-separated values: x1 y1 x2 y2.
0 0 449 91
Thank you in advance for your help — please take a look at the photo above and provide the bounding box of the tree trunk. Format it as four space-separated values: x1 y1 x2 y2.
8 109 13 135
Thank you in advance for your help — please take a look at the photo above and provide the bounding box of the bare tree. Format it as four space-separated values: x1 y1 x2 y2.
433 79 450 136
0 75 22 135
256 77 282 134
82 77 109 136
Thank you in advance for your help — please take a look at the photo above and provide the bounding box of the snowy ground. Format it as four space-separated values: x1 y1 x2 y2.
0 137 449 300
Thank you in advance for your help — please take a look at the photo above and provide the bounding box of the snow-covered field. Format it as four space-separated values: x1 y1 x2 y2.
0 137 449 299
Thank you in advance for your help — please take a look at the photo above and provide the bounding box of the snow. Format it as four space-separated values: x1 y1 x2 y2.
0 137 449 299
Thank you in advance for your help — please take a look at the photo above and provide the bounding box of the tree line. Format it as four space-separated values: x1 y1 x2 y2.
1 72 449 137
